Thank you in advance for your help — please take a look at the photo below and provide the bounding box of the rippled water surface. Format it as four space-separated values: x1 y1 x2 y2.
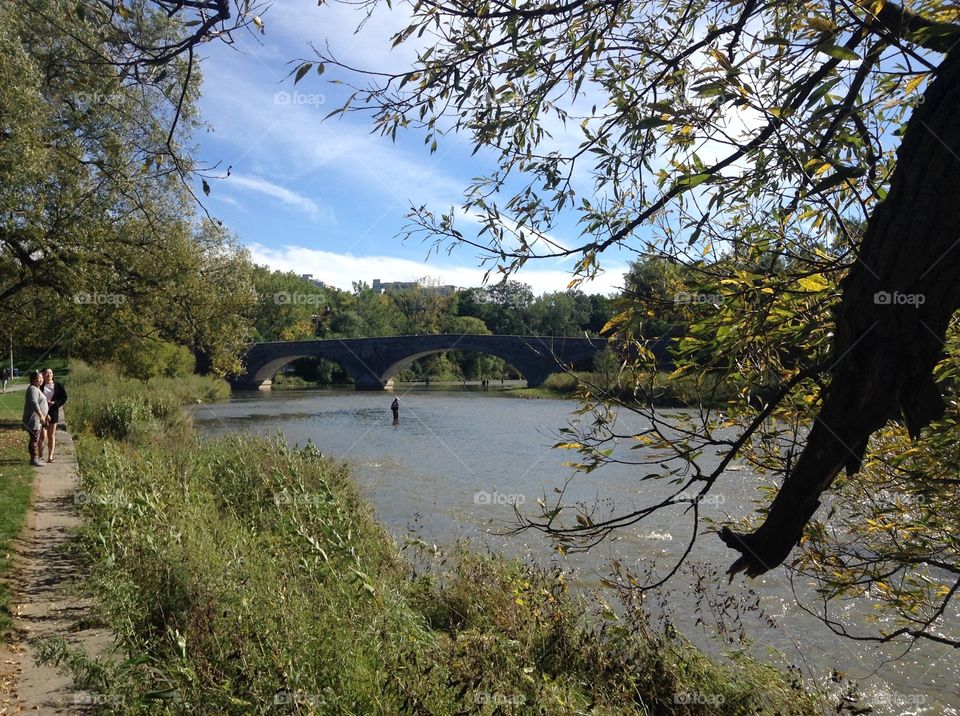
191 386 958 714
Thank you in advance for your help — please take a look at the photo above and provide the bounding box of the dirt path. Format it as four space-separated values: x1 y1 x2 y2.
0 429 112 714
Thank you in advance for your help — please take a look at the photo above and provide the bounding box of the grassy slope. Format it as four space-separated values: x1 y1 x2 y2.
51 364 825 714
0 391 36 638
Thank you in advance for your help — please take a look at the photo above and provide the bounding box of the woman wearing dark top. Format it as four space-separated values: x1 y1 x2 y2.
39 368 67 463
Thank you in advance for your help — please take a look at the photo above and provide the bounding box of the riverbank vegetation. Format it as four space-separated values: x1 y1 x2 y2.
507 368 749 409
47 369 825 713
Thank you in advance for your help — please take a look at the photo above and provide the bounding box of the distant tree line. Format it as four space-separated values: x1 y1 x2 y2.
249 268 617 384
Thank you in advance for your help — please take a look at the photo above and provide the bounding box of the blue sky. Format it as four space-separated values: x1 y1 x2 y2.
192 0 632 295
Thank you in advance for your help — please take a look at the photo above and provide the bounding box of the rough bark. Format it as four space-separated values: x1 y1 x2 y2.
720 45 960 577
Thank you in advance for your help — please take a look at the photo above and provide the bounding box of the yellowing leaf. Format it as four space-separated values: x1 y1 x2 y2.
796 274 830 292
600 311 630 334
903 74 927 96
807 15 838 33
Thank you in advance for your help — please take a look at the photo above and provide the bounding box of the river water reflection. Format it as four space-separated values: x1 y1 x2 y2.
190 386 957 714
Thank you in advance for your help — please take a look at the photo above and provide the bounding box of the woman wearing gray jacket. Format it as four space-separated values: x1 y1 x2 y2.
22 371 49 467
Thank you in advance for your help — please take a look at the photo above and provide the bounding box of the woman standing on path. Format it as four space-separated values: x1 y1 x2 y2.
39 368 67 462
21 371 48 467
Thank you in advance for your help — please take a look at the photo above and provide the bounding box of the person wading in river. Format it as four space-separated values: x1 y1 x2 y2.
391 396 400 425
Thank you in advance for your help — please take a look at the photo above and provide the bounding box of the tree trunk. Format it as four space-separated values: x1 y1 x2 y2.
720 46 960 576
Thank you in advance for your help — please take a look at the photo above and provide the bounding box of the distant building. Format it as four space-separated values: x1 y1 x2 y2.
372 278 460 296
300 274 326 288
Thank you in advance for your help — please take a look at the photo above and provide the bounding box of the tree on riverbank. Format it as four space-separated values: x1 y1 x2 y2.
299 0 960 647
2 3 257 377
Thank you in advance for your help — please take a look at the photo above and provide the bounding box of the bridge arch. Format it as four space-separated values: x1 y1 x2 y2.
377 336 576 387
244 353 391 389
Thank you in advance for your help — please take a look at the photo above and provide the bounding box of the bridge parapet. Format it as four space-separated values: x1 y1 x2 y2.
232 333 680 390
231 334 619 390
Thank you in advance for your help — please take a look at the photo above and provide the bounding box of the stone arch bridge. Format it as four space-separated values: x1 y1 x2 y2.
232 334 636 390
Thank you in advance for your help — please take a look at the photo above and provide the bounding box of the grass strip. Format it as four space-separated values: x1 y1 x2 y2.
0 391 36 638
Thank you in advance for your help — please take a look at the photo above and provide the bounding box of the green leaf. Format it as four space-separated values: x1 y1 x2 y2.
672 173 712 191
905 24 960 47
805 77 843 107
294 63 312 85
806 16 838 33
692 80 727 97
796 274 830 292
635 116 669 130
805 165 865 195
818 44 861 61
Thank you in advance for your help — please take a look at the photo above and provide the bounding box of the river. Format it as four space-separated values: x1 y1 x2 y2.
190 386 957 715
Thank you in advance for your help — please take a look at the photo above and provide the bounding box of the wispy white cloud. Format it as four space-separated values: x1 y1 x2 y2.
227 174 331 222
249 243 627 296
266 0 423 74
199 46 468 205
209 193 244 211
195 3 635 293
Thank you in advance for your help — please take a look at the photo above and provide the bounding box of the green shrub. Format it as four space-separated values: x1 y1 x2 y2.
114 338 196 381
66 360 226 446
541 371 583 393
90 398 150 441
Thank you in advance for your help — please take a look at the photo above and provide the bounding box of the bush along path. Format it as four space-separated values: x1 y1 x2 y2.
0 427 112 713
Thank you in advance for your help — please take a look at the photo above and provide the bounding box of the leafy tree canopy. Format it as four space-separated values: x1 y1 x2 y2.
3 2 256 377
